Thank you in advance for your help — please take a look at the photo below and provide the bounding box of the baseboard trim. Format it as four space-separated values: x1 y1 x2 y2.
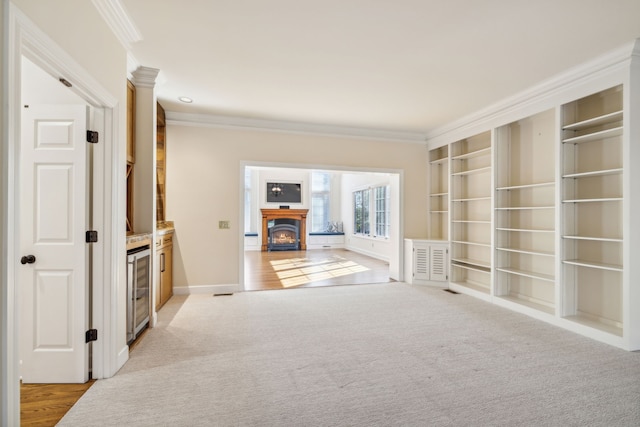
117 345 129 372
173 284 241 295
344 246 389 263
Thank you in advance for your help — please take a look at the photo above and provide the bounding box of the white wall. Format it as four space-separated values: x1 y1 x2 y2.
166 124 428 288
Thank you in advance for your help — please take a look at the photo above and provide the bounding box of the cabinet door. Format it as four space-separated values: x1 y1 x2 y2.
413 244 429 281
126 80 135 164
155 247 163 308
429 246 448 282
160 244 173 305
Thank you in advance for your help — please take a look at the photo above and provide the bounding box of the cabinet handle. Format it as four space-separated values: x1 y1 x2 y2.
160 252 165 273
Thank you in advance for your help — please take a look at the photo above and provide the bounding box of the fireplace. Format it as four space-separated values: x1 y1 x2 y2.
269 221 299 251
261 209 308 251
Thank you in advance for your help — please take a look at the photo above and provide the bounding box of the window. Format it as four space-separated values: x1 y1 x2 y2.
353 185 389 238
375 186 390 238
311 172 331 232
353 189 370 235
244 168 252 233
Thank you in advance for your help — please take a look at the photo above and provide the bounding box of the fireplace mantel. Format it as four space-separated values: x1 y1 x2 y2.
261 209 308 251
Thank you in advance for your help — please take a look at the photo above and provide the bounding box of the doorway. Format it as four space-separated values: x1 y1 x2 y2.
241 164 402 291
4 8 120 425
19 56 92 384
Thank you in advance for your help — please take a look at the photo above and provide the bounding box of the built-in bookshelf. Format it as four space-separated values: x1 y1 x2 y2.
450 131 492 295
494 109 556 314
428 145 449 240
561 85 624 336
426 41 640 350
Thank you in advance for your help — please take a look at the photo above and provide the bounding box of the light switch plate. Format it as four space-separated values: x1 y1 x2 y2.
218 220 230 229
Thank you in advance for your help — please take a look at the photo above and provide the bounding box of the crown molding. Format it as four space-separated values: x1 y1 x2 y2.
166 112 427 144
131 66 159 88
425 38 640 146
92 0 142 50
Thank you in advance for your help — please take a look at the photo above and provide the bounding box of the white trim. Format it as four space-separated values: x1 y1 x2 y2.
173 284 240 295
91 0 142 50
167 111 427 144
426 39 639 148
4 5 122 423
132 66 159 88
117 344 129 371
239 161 404 287
344 245 390 263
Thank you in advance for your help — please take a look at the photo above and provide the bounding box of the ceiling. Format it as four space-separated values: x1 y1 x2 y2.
119 0 640 139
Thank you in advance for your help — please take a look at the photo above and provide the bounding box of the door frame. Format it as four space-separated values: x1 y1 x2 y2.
2 5 121 424
238 161 405 290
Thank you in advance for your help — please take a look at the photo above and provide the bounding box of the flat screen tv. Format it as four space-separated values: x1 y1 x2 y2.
266 182 302 204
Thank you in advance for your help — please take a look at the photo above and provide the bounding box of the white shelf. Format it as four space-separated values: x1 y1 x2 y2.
430 210 448 214
451 262 491 274
562 235 622 242
496 181 555 191
451 166 492 176
451 257 490 269
450 280 490 294
451 146 491 160
562 126 622 144
452 196 491 202
563 259 623 272
496 247 554 257
563 110 623 131
496 227 554 233
452 240 492 248
562 168 622 179
495 206 554 210
495 267 555 283
562 197 622 203
564 314 623 337
452 220 491 224
430 192 448 197
430 157 448 165
499 295 555 315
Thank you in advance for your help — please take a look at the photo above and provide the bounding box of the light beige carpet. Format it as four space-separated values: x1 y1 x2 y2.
59 283 640 426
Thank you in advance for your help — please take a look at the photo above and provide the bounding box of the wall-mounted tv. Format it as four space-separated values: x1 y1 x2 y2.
266 182 302 204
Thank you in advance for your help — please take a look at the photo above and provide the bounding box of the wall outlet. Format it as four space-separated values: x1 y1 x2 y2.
218 220 230 229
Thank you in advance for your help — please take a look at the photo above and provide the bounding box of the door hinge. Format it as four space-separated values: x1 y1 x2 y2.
86 230 98 243
86 130 99 143
86 329 98 343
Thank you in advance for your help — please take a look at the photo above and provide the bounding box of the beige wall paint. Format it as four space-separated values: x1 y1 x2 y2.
12 0 125 99
166 125 428 287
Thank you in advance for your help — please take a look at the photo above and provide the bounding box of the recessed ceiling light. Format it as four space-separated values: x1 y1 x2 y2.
178 96 193 103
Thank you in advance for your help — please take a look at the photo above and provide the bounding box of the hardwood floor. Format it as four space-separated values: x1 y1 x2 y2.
20 381 95 426
244 248 392 291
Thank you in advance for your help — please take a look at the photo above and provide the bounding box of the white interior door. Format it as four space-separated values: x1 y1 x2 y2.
19 104 89 383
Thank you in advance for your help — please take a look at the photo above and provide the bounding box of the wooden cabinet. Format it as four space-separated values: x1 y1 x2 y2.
126 80 136 234
156 103 166 222
126 80 136 164
155 232 173 310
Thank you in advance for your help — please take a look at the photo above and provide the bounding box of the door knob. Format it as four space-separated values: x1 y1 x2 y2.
21 255 36 265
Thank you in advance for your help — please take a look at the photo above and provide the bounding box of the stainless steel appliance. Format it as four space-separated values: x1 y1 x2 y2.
127 246 151 344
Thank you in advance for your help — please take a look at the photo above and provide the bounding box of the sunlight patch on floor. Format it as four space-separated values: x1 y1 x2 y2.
271 256 370 287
